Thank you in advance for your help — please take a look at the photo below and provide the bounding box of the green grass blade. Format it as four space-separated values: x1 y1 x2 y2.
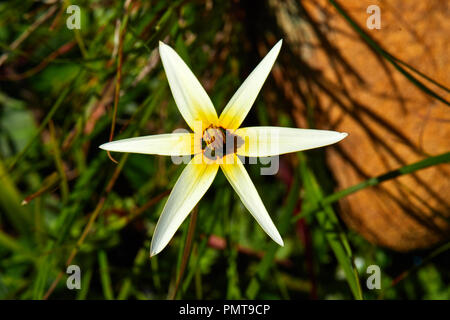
7 81 74 172
391 56 450 93
32 250 54 299
98 250 114 300
0 159 32 236
76 266 93 300
245 173 300 299
117 247 147 300
0 231 35 261
295 151 450 221
299 153 363 300
328 0 450 106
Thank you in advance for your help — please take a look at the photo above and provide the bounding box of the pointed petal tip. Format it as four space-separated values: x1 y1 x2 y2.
150 233 166 258
99 142 108 150
218 39 283 129
340 132 349 139
99 141 116 151
273 39 282 53
273 234 284 247
276 238 284 247
149 244 161 257
158 39 218 129
159 41 168 52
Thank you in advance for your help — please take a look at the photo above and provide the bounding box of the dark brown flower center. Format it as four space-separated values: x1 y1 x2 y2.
202 125 244 160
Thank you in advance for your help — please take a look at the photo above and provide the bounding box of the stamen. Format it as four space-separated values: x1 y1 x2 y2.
202 125 243 160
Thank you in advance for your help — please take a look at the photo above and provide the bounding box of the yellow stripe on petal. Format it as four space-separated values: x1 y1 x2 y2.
150 154 219 256
220 155 283 246
99 133 196 156
219 40 282 130
235 127 348 157
159 41 218 131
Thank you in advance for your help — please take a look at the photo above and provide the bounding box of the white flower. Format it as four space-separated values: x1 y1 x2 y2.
100 40 347 256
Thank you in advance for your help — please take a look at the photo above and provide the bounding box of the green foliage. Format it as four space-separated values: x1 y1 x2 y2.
0 0 448 300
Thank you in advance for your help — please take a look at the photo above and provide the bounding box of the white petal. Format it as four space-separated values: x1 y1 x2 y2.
150 155 219 256
99 133 195 156
235 127 348 157
219 40 282 129
159 41 218 131
220 155 283 246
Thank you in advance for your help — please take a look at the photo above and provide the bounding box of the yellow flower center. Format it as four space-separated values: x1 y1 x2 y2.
202 125 243 160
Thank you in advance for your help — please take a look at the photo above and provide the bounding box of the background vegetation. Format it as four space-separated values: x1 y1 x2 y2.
0 0 448 299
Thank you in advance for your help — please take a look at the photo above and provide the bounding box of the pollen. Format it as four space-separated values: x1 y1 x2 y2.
202 125 244 160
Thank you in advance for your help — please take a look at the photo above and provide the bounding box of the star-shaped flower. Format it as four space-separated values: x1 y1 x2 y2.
100 40 347 256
